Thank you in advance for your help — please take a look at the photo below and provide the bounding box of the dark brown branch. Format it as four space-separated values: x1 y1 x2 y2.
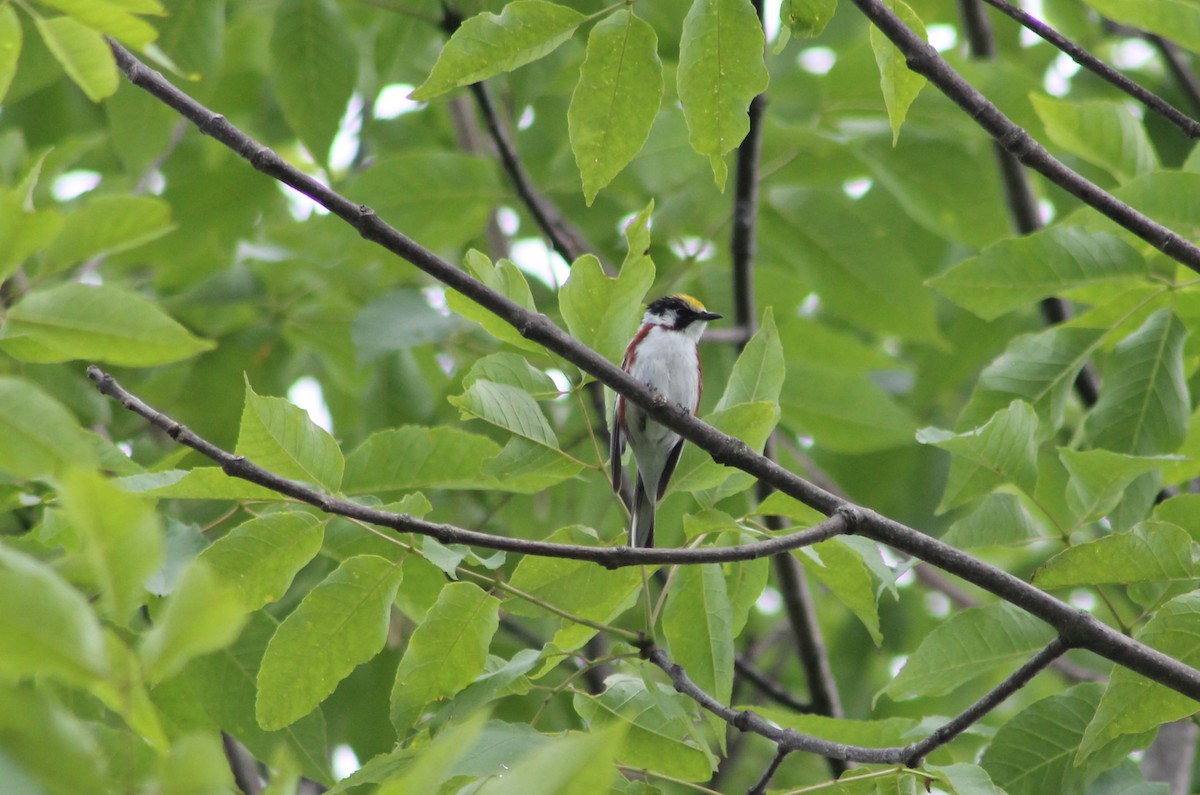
848 0 1200 274
773 552 843 719
106 40 1200 702
977 0 1200 138
1150 35 1200 117
734 655 813 713
748 747 789 795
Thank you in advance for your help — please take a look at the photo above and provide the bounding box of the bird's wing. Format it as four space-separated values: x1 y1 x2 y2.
656 437 686 500
610 395 625 492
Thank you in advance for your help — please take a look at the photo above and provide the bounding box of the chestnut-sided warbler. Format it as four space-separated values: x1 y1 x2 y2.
610 294 722 547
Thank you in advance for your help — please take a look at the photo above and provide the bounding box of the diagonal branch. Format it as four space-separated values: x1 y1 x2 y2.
848 0 1200 274
106 39 1200 703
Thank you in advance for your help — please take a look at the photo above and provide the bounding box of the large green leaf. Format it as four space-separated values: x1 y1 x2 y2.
445 251 541 353
34 15 118 101
883 603 1055 700
1056 448 1170 527
344 427 502 493
198 511 325 610
669 401 777 494
662 564 733 740
43 195 174 271
139 559 247 683
0 544 107 686
868 0 926 144
390 581 500 734
568 10 663 205
1035 521 1199 589
1030 95 1158 183
269 0 357 165
559 250 655 367
777 0 837 48
1084 0 1200 56
942 493 1045 548
237 379 344 491
0 684 109 794
0 376 97 480
411 1 586 100
928 227 1146 321
0 7 22 110
468 724 625 795
1079 593 1200 757
38 0 161 48
676 0 769 188
257 555 403 729
780 364 919 454
715 307 784 411
0 283 214 366
449 379 559 448
118 467 288 501
798 538 883 645
1084 309 1189 455
0 189 62 280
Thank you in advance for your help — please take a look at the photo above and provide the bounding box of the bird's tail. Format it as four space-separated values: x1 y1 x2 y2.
631 476 656 548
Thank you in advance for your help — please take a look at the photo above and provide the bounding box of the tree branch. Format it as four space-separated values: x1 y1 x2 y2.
105 39 1200 703
848 0 1200 274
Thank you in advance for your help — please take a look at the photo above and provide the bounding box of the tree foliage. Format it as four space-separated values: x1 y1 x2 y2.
2 0 1200 792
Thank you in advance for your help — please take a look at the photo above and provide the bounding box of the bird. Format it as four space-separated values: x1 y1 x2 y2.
610 294 722 547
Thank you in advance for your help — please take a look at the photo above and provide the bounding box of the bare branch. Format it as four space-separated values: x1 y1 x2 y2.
848 0 1200 274
106 39 1200 702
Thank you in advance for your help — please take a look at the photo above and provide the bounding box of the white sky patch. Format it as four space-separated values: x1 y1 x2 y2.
1113 39 1156 70
1044 51 1081 97
796 434 815 449
52 170 101 201
496 206 521 236
544 368 571 397
1069 589 1097 612
374 83 424 119
763 0 782 42
1019 0 1045 47
422 284 450 314
797 47 837 75
799 292 822 317
510 237 570 288
926 24 958 53
924 591 951 618
329 93 364 172
78 270 104 286
1038 198 1056 225
756 586 782 615
332 744 361 780
669 236 716 261
518 106 536 130
842 177 873 200
888 655 908 678
288 376 334 433
279 180 329 221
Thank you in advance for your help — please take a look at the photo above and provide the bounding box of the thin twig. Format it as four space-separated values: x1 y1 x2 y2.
105 40 1200 701
848 0 1200 273
1149 35 1200 116
734 655 813 713
748 747 789 795
977 0 1200 138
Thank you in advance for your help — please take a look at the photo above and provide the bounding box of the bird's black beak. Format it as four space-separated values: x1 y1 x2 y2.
699 310 723 321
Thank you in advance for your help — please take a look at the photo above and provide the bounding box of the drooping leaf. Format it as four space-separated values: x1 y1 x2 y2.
237 379 344 491
411 1 586 100
669 401 777 494
884 603 1055 700
257 555 402 730
446 251 541 353
663 564 733 741
198 511 325 610
37 0 161 48
1056 448 1172 526
559 251 655 367
677 0 769 188
0 283 214 366
1034 521 1200 588
928 227 1146 321
777 0 837 50
1030 95 1159 182
344 427 502 493
798 539 883 645
1084 309 1189 455
449 379 559 448
390 581 500 734
868 0 926 144
942 492 1044 548
0 376 97 480
34 15 118 101
269 0 358 165
466 723 625 795
715 307 784 411
569 10 663 205
0 6 22 106
43 195 174 271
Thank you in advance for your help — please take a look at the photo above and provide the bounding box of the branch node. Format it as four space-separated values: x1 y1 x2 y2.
834 503 864 534
198 113 226 138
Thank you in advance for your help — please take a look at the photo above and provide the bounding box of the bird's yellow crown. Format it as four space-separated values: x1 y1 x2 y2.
673 294 708 313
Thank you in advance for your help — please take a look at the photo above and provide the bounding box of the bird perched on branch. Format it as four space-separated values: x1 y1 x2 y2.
611 294 722 547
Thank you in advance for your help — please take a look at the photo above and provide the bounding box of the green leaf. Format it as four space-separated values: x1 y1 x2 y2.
34 15 118 101
777 0 837 50
344 427 502 493
781 364 920 453
269 0 358 165
928 227 1146 321
469 725 625 795
669 401 777 494
0 282 214 366
1034 521 1199 588
749 708 917 746
1083 0 1200 57
976 326 1105 430
185 612 332 784
1085 308 1189 455
62 469 163 625
1030 95 1159 182
43 195 175 271
918 401 1040 511
663 563 733 740
0 544 107 686
0 190 63 281
390 581 500 734
798 538 882 645
446 251 541 352
0 376 97 480
351 154 502 253
464 353 556 395
257 555 402 730
449 380 558 448
716 307 784 411
198 511 325 610
883 603 1055 700
0 684 109 794
410 1 586 100
37 0 161 48
139 560 248 683
925 763 1005 795
161 733 236 795
869 0 926 144
677 0 769 189
117 467 288 501
942 493 1044 548
569 10 663 205
560 251 655 367
1057 448 1172 526
1080 596 1200 757
574 675 714 781
372 716 488 795
0 6 21 104
237 379 345 491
